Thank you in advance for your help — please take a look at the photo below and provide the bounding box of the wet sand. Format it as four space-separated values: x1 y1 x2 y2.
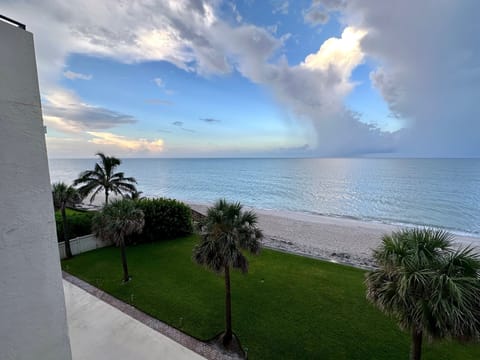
189 203 480 269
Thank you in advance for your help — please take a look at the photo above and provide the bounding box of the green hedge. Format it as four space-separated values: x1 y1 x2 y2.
131 198 193 243
55 208 95 242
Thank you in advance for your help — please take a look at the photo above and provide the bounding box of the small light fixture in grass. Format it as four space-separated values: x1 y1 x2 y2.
193 199 263 353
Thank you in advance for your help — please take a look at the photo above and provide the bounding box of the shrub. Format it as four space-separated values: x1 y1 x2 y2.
131 198 193 243
55 208 95 242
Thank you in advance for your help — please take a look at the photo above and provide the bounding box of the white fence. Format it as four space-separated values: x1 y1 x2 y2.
58 234 112 259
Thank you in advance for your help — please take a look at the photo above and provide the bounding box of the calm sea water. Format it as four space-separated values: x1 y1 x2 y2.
48 158 480 236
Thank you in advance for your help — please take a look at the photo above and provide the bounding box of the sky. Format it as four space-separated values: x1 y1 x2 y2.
2 0 480 158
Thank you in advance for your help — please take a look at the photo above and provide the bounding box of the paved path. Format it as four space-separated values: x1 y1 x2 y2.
64 280 206 360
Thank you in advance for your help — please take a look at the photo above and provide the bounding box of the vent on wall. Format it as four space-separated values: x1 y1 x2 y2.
0 14 26 30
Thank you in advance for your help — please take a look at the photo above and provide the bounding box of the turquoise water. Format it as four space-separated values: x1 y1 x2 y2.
49 158 480 236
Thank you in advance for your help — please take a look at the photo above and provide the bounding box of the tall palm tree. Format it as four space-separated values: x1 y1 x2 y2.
193 199 263 347
74 152 137 205
52 182 82 259
92 199 144 282
366 228 480 360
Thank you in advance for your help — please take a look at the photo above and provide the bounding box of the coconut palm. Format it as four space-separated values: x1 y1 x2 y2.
193 199 263 347
92 199 144 282
366 228 480 360
52 182 82 259
74 152 137 205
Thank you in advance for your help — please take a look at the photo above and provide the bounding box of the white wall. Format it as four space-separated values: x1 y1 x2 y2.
59 234 112 260
0 20 72 359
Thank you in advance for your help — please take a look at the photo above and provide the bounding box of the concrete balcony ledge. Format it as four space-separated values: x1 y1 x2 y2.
63 273 240 360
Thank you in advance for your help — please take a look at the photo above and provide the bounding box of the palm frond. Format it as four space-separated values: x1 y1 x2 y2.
366 227 480 342
73 153 137 204
92 199 144 246
193 199 263 273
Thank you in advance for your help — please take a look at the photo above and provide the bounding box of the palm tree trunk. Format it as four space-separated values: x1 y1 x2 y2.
105 188 109 205
410 329 423 360
120 241 129 282
62 205 72 259
223 265 233 346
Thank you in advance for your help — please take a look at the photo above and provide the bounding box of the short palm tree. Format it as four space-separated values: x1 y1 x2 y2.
123 190 145 201
52 182 82 259
193 199 263 347
366 228 480 360
92 199 144 282
74 152 137 205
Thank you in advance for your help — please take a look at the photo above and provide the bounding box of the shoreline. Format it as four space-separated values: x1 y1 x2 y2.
188 202 480 270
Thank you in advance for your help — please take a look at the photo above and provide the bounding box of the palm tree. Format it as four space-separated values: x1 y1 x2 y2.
92 199 144 282
193 199 263 347
366 228 480 360
74 152 137 205
123 190 145 201
52 182 82 259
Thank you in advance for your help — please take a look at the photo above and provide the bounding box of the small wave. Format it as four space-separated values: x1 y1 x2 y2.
283 208 480 239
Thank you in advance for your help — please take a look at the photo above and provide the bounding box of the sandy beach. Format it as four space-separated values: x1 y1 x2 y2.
189 203 480 269
80 195 480 269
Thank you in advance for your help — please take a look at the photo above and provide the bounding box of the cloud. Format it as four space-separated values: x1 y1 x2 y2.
43 115 83 134
233 25 394 155
46 133 164 158
272 1 289 15
87 131 164 152
312 0 345 11
63 70 92 80
341 0 480 156
304 8 329 26
153 77 164 87
304 0 346 26
302 27 366 90
172 120 195 132
200 117 221 123
145 99 173 105
42 89 137 132
5 0 395 156
4 0 282 89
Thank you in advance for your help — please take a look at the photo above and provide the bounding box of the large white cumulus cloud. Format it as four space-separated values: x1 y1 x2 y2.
6 0 475 156
342 0 480 156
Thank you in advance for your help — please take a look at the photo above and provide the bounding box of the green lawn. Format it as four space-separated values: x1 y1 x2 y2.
62 235 480 359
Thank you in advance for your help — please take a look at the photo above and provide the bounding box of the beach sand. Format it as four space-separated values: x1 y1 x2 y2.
189 203 480 269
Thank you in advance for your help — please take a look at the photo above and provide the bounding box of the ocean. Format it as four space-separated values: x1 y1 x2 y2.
48 158 480 237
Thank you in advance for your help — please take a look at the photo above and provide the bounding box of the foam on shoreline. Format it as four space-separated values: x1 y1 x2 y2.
188 202 480 269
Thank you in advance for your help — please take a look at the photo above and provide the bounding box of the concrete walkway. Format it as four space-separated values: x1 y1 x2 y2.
64 280 206 360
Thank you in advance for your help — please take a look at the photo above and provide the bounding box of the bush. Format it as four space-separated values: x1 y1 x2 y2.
55 208 95 242
131 198 193 243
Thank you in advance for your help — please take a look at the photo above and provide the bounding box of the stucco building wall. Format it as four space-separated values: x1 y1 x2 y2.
0 19 72 359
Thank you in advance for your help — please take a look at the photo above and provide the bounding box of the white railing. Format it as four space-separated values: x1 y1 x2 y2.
58 234 112 259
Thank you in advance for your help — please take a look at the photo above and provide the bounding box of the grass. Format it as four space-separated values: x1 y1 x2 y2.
62 235 480 359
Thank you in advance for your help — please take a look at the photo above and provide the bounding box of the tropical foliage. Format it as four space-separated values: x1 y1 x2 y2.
52 182 82 258
92 199 145 282
54 208 95 242
193 199 263 347
366 228 480 360
74 152 137 205
123 190 145 201
129 198 192 244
